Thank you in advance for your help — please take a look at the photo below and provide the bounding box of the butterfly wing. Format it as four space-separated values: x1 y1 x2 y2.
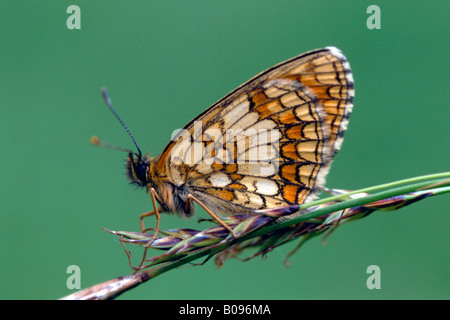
155 47 354 214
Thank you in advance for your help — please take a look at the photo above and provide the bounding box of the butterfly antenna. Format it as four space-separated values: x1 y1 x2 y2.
90 135 135 154
100 87 143 157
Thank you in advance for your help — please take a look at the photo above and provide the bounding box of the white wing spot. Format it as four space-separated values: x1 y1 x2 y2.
208 172 232 188
254 178 279 196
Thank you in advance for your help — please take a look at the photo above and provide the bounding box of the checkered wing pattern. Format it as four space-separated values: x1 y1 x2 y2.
155 47 354 214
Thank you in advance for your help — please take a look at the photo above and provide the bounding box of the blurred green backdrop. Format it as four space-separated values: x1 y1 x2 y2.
1 1 448 300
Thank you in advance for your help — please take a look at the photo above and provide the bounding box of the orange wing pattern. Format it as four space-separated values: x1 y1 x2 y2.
156 47 354 215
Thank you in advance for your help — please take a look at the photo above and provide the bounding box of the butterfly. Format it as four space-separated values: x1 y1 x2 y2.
94 46 354 241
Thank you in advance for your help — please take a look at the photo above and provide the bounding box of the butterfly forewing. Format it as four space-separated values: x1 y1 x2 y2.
156 47 354 215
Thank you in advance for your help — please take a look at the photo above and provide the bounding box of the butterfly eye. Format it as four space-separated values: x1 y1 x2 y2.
135 162 148 185
126 154 149 187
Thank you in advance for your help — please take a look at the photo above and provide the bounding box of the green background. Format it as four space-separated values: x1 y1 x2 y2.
1 1 448 300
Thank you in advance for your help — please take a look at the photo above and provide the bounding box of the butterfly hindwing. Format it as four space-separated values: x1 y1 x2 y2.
156 47 354 214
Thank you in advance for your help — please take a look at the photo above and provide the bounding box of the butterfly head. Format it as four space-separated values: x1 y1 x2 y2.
94 88 154 188
126 152 152 187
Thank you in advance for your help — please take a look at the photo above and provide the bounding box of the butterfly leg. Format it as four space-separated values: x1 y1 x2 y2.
186 194 237 238
127 188 162 271
139 187 163 232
